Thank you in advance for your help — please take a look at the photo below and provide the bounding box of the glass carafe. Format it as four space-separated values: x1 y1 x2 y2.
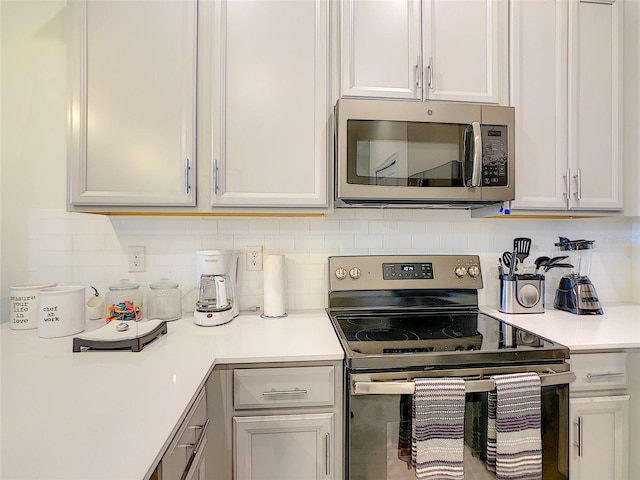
197 274 233 312
555 237 595 277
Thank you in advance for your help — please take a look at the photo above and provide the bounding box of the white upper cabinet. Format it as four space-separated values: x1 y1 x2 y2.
68 1 197 207
340 0 508 104
568 0 623 210
509 0 623 212
340 0 421 99
207 0 331 208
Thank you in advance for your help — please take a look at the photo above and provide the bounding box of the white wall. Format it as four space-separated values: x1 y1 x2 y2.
1 1 68 319
1 2 637 323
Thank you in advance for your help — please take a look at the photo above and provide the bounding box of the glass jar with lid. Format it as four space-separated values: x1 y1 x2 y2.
147 278 182 321
106 279 143 322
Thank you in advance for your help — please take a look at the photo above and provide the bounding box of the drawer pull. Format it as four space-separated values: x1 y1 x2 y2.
586 371 624 379
177 418 210 452
262 388 308 397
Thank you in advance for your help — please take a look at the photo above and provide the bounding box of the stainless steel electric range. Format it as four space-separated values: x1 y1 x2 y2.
327 254 574 480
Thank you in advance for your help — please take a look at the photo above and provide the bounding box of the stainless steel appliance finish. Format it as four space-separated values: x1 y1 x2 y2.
499 273 545 314
555 275 604 315
335 99 515 207
553 237 603 315
327 254 573 480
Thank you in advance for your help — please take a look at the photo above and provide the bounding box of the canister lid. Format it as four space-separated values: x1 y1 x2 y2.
150 278 179 290
108 279 140 290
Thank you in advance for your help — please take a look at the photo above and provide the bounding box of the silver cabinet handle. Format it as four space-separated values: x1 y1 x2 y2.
415 56 422 88
574 168 582 200
212 159 219 195
427 57 433 89
469 121 482 187
184 158 191 194
177 418 210 451
563 168 571 202
325 432 331 476
586 371 624 379
262 388 308 397
573 417 583 457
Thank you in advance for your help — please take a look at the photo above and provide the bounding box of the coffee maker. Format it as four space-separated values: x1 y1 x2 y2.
194 250 239 326
553 238 603 315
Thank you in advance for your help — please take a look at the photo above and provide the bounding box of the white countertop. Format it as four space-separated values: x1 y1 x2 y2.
0 310 344 480
482 303 640 352
3 304 639 479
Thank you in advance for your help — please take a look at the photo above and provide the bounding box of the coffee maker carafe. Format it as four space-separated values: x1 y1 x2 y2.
553 238 603 315
194 250 239 326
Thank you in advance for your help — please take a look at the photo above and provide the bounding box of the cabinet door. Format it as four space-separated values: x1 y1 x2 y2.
210 0 330 208
68 1 197 206
509 0 569 210
234 413 334 480
568 0 623 210
340 0 422 99
423 0 506 104
570 395 629 480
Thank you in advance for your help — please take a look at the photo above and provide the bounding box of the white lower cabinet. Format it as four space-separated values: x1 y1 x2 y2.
570 396 629 480
205 362 343 480
234 413 334 480
570 352 630 480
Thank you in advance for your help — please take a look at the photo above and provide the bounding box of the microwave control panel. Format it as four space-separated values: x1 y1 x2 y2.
481 125 508 187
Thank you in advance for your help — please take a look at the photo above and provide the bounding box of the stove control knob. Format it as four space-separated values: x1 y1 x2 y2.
335 267 347 280
349 267 361 279
454 265 467 278
467 264 481 278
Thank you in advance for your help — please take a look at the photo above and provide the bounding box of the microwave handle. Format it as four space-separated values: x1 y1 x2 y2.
470 121 483 187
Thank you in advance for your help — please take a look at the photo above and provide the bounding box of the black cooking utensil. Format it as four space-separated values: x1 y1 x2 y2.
545 255 569 267
514 237 532 264
502 251 518 276
544 262 574 272
534 256 550 273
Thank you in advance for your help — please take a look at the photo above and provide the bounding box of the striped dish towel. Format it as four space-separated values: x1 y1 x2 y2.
487 372 542 480
412 377 465 480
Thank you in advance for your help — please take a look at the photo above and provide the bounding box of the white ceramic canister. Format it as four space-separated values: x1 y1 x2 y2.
37 286 86 338
9 282 57 330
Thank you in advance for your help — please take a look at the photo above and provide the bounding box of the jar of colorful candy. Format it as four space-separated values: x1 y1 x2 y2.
105 279 143 322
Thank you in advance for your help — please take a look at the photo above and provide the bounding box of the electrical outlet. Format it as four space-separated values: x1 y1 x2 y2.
246 246 263 271
128 246 145 272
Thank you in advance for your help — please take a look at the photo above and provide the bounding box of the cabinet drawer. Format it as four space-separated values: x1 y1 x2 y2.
234 366 334 409
162 389 208 480
571 352 628 392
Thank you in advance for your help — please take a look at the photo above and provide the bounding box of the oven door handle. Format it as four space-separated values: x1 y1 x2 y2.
352 371 576 395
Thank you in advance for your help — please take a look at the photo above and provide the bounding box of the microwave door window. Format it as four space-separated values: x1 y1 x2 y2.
356 140 408 181
347 120 470 187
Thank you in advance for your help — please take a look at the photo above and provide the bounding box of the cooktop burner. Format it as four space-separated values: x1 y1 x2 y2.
335 312 480 343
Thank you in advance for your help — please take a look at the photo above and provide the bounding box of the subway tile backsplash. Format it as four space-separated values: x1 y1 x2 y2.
27 208 635 315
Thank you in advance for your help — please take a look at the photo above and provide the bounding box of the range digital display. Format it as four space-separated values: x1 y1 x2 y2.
383 262 433 280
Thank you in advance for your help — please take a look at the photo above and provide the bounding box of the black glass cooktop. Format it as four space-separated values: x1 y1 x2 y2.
334 312 481 343
328 310 569 370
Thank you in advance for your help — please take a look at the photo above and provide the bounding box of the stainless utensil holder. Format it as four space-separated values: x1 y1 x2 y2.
499 274 545 314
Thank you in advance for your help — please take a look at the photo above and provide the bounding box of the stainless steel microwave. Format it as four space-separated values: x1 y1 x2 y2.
335 98 515 207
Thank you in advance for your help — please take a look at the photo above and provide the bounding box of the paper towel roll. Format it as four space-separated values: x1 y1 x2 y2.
263 254 286 318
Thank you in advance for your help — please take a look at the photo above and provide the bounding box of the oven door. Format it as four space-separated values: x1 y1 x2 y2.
346 370 571 480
